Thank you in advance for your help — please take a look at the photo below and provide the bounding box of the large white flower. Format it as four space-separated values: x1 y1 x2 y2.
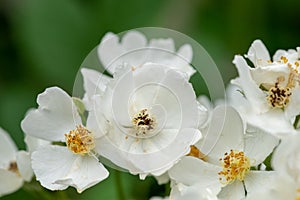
229 39 300 137
21 87 109 193
168 106 278 200
97 30 196 78
91 62 202 179
0 128 33 197
246 133 300 200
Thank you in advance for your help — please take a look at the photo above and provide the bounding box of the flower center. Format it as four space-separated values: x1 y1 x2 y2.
218 150 250 185
65 125 95 155
267 82 291 108
132 109 156 136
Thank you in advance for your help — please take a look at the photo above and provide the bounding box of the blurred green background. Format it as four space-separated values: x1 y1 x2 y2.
0 0 299 199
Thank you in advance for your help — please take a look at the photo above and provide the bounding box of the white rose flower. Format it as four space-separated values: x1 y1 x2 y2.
169 106 278 200
91 63 202 179
229 39 300 137
97 30 196 78
0 128 33 197
21 87 109 193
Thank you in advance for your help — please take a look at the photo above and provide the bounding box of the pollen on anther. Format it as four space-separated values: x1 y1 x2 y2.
218 150 250 185
65 125 95 155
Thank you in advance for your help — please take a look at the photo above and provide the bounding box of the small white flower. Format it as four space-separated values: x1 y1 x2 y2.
91 63 203 178
229 40 300 137
169 106 278 200
0 128 33 197
97 30 196 78
21 87 109 193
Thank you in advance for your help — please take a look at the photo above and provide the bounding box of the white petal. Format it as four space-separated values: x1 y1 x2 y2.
201 106 244 165
245 175 297 200
86 98 108 138
149 38 175 52
177 44 193 63
0 127 17 166
175 184 219 200
21 87 82 142
244 171 276 197
245 109 297 137
31 145 77 190
24 135 51 153
121 31 147 51
250 63 289 86
272 134 300 181
244 125 279 166
110 66 135 126
285 86 300 122
16 151 33 182
81 68 111 110
217 181 245 200
55 156 109 193
154 66 199 128
154 172 170 185
97 32 123 72
168 156 222 195
232 55 268 113
0 169 23 197
246 39 270 65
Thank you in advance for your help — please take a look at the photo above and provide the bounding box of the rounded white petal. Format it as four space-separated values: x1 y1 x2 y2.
0 169 23 197
32 145 77 191
16 151 33 182
177 44 193 63
232 55 268 113
97 32 123 70
173 183 219 200
0 127 17 166
272 134 300 181
86 97 109 139
244 125 279 166
249 63 289 86
24 135 51 153
81 68 111 110
217 180 245 200
244 171 276 197
246 39 270 65
21 87 82 142
201 106 244 165
285 86 300 122
245 175 297 200
55 156 109 193
168 156 222 195
121 31 147 51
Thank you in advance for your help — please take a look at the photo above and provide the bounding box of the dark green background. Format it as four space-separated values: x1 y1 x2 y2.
1 0 299 199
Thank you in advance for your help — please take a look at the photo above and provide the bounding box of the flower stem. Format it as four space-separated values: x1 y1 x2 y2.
115 170 126 200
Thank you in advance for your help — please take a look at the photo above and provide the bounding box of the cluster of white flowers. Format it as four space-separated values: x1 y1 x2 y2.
1 31 300 200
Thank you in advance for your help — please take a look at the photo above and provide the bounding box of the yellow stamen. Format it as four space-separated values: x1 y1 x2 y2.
218 150 250 185
65 125 95 155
